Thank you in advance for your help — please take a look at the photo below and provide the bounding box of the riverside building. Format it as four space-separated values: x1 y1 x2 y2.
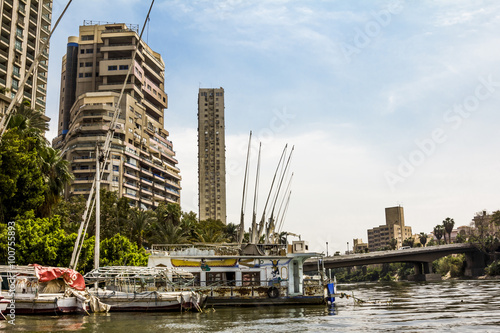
52 22 181 209
197 87 226 223
367 206 413 251
0 0 51 117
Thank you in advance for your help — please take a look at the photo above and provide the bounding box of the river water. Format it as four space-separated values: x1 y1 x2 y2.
2 279 500 332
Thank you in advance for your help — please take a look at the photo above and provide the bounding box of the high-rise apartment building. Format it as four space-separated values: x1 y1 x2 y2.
0 0 51 117
367 206 412 251
198 87 226 223
52 22 181 209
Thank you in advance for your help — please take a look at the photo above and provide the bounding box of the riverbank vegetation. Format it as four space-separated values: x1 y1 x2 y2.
0 103 236 272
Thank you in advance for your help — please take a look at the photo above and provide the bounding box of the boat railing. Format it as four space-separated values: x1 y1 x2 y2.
150 243 289 256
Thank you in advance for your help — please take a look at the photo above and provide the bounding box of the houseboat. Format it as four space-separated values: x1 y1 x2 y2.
148 241 327 307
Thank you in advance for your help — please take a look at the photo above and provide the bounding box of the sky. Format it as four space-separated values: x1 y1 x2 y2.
44 0 500 253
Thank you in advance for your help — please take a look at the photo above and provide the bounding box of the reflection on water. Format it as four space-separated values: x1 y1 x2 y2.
2 280 500 332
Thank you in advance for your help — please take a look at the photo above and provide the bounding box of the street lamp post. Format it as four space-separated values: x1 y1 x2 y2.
326 242 329 257
347 241 349 254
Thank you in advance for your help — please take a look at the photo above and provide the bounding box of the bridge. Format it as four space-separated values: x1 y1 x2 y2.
303 243 485 281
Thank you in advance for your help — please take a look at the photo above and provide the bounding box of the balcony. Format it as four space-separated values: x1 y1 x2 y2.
0 49 8 60
140 177 152 184
0 36 10 47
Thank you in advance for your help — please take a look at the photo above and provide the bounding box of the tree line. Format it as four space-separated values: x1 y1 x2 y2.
0 102 238 272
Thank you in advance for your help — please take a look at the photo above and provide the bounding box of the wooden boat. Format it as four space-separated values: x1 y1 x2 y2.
0 265 92 315
84 266 204 312
148 242 328 307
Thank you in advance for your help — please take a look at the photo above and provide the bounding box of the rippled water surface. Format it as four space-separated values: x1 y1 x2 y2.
3 280 500 332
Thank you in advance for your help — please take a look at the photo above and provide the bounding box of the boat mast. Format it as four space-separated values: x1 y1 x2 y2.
238 132 252 244
276 173 293 236
256 144 287 242
266 146 294 243
95 145 100 271
249 142 262 244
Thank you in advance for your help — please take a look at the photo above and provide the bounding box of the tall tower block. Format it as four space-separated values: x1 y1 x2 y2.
198 87 226 223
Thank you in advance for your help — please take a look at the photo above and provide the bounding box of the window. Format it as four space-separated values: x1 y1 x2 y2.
86 48 93 54
242 272 260 286
13 66 20 77
119 65 128 70
81 35 94 41
85 62 92 67
112 165 119 172
15 40 22 51
79 62 84 67
84 73 92 77
108 65 117 71
12 79 19 90
80 49 85 54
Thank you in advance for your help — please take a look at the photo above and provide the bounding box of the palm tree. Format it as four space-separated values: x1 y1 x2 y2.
434 225 444 245
442 217 455 244
419 232 428 247
150 220 189 244
224 223 239 243
129 209 156 248
7 101 49 149
389 238 398 250
37 146 73 217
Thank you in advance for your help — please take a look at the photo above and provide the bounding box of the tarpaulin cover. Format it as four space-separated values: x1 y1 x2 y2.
33 264 86 291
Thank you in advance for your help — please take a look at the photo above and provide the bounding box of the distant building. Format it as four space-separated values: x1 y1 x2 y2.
52 23 181 209
367 206 413 251
197 87 226 223
353 238 368 253
472 210 498 237
0 0 52 119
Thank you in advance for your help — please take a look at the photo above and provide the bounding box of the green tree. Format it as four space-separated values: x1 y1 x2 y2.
53 194 87 234
0 131 46 223
99 234 149 266
225 223 239 243
37 146 73 217
99 189 130 240
194 219 227 243
419 232 428 247
434 225 444 245
402 237 415 248
0 212 68 267
149 219 188 244
389 238 398 250
155 202 181 226
442 217 455 244
128 209 156 248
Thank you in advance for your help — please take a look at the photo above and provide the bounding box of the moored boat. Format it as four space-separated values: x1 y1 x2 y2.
148 241 328 307
0 264 100 315
84 266 204 312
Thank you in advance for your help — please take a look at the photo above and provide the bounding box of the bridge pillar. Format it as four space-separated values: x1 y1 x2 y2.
408 262 441 281
464 251 486 277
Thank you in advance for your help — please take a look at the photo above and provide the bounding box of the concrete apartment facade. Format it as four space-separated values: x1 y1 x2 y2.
198 87 226 223
52 22 181 210
0 0 51 116
367 206 413 251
